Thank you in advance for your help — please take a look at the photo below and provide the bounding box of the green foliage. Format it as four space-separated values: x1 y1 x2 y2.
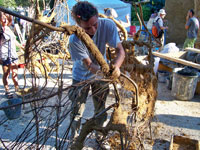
0 0 51 9
15 0 49 9
129 0 165 25
151 0 165 10
15 0 31 7
0 0 3 6
0 0 17 8
0 0 30 8
131 5 151 24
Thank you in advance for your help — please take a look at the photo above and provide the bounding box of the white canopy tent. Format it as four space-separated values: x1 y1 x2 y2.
55 0 131 31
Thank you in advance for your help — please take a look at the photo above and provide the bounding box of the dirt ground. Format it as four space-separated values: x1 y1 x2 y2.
0 66 199 149
147 81 200 150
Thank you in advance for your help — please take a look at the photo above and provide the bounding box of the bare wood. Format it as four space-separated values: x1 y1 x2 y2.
170 135 200 150
154 51 187 58
169 135 174 150
152 52 200 69
197 140 200 150
158 63 173 72
184 48 200 54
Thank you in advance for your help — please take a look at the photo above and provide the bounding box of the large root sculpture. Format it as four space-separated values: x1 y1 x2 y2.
0 5 157 150
70 103 129 150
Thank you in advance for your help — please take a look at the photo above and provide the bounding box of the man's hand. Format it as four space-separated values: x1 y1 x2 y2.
186 12 190 21
95 70 104 79
110 65 121 80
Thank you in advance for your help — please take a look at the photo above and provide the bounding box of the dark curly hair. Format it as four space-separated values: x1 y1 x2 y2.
71 1 98 24
189 9 195 16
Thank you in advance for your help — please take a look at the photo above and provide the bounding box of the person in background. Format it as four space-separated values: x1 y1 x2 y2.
153 9 168 50
104 8 131 28
104 8 118 18
104 7 130 40
147 9 158 31
19 11 27 42
68 1 125 140
0 12 23 98
183 9 199 49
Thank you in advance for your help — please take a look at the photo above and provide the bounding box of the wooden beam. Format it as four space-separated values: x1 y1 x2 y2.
152 52 200 70
184 48 200 54
155 51 187 59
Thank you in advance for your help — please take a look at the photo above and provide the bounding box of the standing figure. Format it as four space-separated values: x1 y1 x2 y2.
68 1 125 140
153 9 168 50
104 7 130 40
147 9 158 31
183 9 199 49
0 12 22 98
19 11 27 43
104 7 131 28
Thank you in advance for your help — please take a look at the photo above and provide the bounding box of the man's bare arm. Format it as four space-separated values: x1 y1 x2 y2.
113 42 125 68
82 57 100 74
111 42 125 78
185 12 190 30
82 42 125 78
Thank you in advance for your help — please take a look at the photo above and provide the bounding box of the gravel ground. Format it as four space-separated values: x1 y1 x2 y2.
0 67 199 149
149 82 200 150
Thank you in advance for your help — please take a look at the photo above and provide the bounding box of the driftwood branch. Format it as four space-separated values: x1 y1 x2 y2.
71 103 129 150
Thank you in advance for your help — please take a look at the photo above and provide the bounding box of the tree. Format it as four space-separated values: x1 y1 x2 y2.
15 0 31 7
151 0 165 11
0 0 50 9
0 0 17 8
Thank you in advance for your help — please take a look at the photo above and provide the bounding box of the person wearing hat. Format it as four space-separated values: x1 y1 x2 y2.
153 9 168 49
104 8 118 18
104 8 130 28
147 9 158 30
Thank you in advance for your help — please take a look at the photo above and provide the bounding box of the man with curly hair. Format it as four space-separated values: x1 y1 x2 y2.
68 1 125 140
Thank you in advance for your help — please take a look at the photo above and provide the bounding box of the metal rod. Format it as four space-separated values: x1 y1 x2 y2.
120 72 139 108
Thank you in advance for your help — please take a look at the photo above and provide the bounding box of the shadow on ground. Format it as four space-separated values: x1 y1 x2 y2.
153 114 200 130
152 139 170 150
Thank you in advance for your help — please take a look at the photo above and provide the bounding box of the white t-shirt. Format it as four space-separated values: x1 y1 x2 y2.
153 16 163 27
0 26 18 61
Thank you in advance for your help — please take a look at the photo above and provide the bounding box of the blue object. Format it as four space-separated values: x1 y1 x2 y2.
154 47 160 52
164 29 166 45
141 26 153 41
0 98 22 120
141 26 148 39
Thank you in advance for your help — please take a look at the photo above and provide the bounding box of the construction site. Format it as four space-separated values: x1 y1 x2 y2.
0 0 200 149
